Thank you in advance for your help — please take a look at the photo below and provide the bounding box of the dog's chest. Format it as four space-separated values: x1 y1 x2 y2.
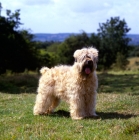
80 80 95 94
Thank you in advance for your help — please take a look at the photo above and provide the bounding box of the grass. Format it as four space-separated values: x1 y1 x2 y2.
126 57 139 71
0 73 39 94
98 72 139 95
0 71 139 140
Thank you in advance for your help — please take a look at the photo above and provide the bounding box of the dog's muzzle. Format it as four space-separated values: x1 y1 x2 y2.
82 59 93 75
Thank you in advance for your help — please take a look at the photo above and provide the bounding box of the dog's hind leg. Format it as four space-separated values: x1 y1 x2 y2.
48 97 60 114
33 93 54 115
33 78 55 115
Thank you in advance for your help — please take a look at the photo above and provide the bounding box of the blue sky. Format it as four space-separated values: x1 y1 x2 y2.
1 0 139 34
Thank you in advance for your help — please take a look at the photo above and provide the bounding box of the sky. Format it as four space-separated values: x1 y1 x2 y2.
0 0 139 34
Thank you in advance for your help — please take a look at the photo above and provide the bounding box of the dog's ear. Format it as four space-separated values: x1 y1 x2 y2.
73 50 81 58
88 47 98 57
88 47 98 62
74 48 87 60
73 49 81 59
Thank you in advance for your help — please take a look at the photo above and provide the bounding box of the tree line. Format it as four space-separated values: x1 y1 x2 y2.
0 4 138 74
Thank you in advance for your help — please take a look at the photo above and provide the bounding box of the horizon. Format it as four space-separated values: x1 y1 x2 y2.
33 32 139 35
33 33 139 45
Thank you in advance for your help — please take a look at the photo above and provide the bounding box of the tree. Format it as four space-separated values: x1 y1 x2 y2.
97 17 131 69
57 32 90 65
0 7 40 74
6 9 21 29
112 52 129 70
89 33 101 48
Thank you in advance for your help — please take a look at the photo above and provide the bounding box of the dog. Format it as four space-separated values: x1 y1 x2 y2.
33 47 99 120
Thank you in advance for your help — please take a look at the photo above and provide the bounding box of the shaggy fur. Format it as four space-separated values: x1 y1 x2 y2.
33 47 99 120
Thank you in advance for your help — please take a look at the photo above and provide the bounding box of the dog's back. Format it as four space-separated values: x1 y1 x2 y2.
40 65 71 76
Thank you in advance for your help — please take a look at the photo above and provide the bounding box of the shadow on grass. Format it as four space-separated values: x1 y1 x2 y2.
48 110 138 120
98 73 139 94
97 112 138 120
0 74 39 94
49 110 70 118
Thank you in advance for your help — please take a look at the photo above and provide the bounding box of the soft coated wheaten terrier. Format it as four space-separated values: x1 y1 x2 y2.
33 47 99 120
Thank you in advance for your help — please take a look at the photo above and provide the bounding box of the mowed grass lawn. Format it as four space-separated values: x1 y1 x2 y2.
0 72 139 140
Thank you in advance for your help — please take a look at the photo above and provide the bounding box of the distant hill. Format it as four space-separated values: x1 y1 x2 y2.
127 34 139 45
33 33 79 42
33 33 139 46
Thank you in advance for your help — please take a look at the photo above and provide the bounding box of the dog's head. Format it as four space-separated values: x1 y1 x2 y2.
73 47 98 75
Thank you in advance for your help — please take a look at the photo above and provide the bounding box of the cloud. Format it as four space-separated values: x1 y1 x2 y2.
70 0 112 13
0 0 139 33
51 0 113 14
23 0 54 6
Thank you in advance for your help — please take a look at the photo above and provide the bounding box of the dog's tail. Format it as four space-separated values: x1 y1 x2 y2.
40 67 49 74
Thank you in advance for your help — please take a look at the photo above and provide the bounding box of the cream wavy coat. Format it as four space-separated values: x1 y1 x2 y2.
33 47 98 120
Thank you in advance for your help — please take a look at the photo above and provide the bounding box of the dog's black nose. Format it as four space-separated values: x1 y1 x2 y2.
88 60 93 65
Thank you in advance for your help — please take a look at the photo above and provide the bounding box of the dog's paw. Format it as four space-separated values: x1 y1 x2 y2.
33 110 50 116
71 116 85 120
34 112 46 115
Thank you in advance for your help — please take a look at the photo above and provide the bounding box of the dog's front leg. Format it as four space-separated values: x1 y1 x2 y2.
69 96 86 120
86 91 99 118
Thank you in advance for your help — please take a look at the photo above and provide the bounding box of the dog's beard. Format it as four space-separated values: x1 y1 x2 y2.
82 64 93 75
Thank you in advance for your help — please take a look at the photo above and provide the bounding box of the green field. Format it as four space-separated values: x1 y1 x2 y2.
0 71 139 140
